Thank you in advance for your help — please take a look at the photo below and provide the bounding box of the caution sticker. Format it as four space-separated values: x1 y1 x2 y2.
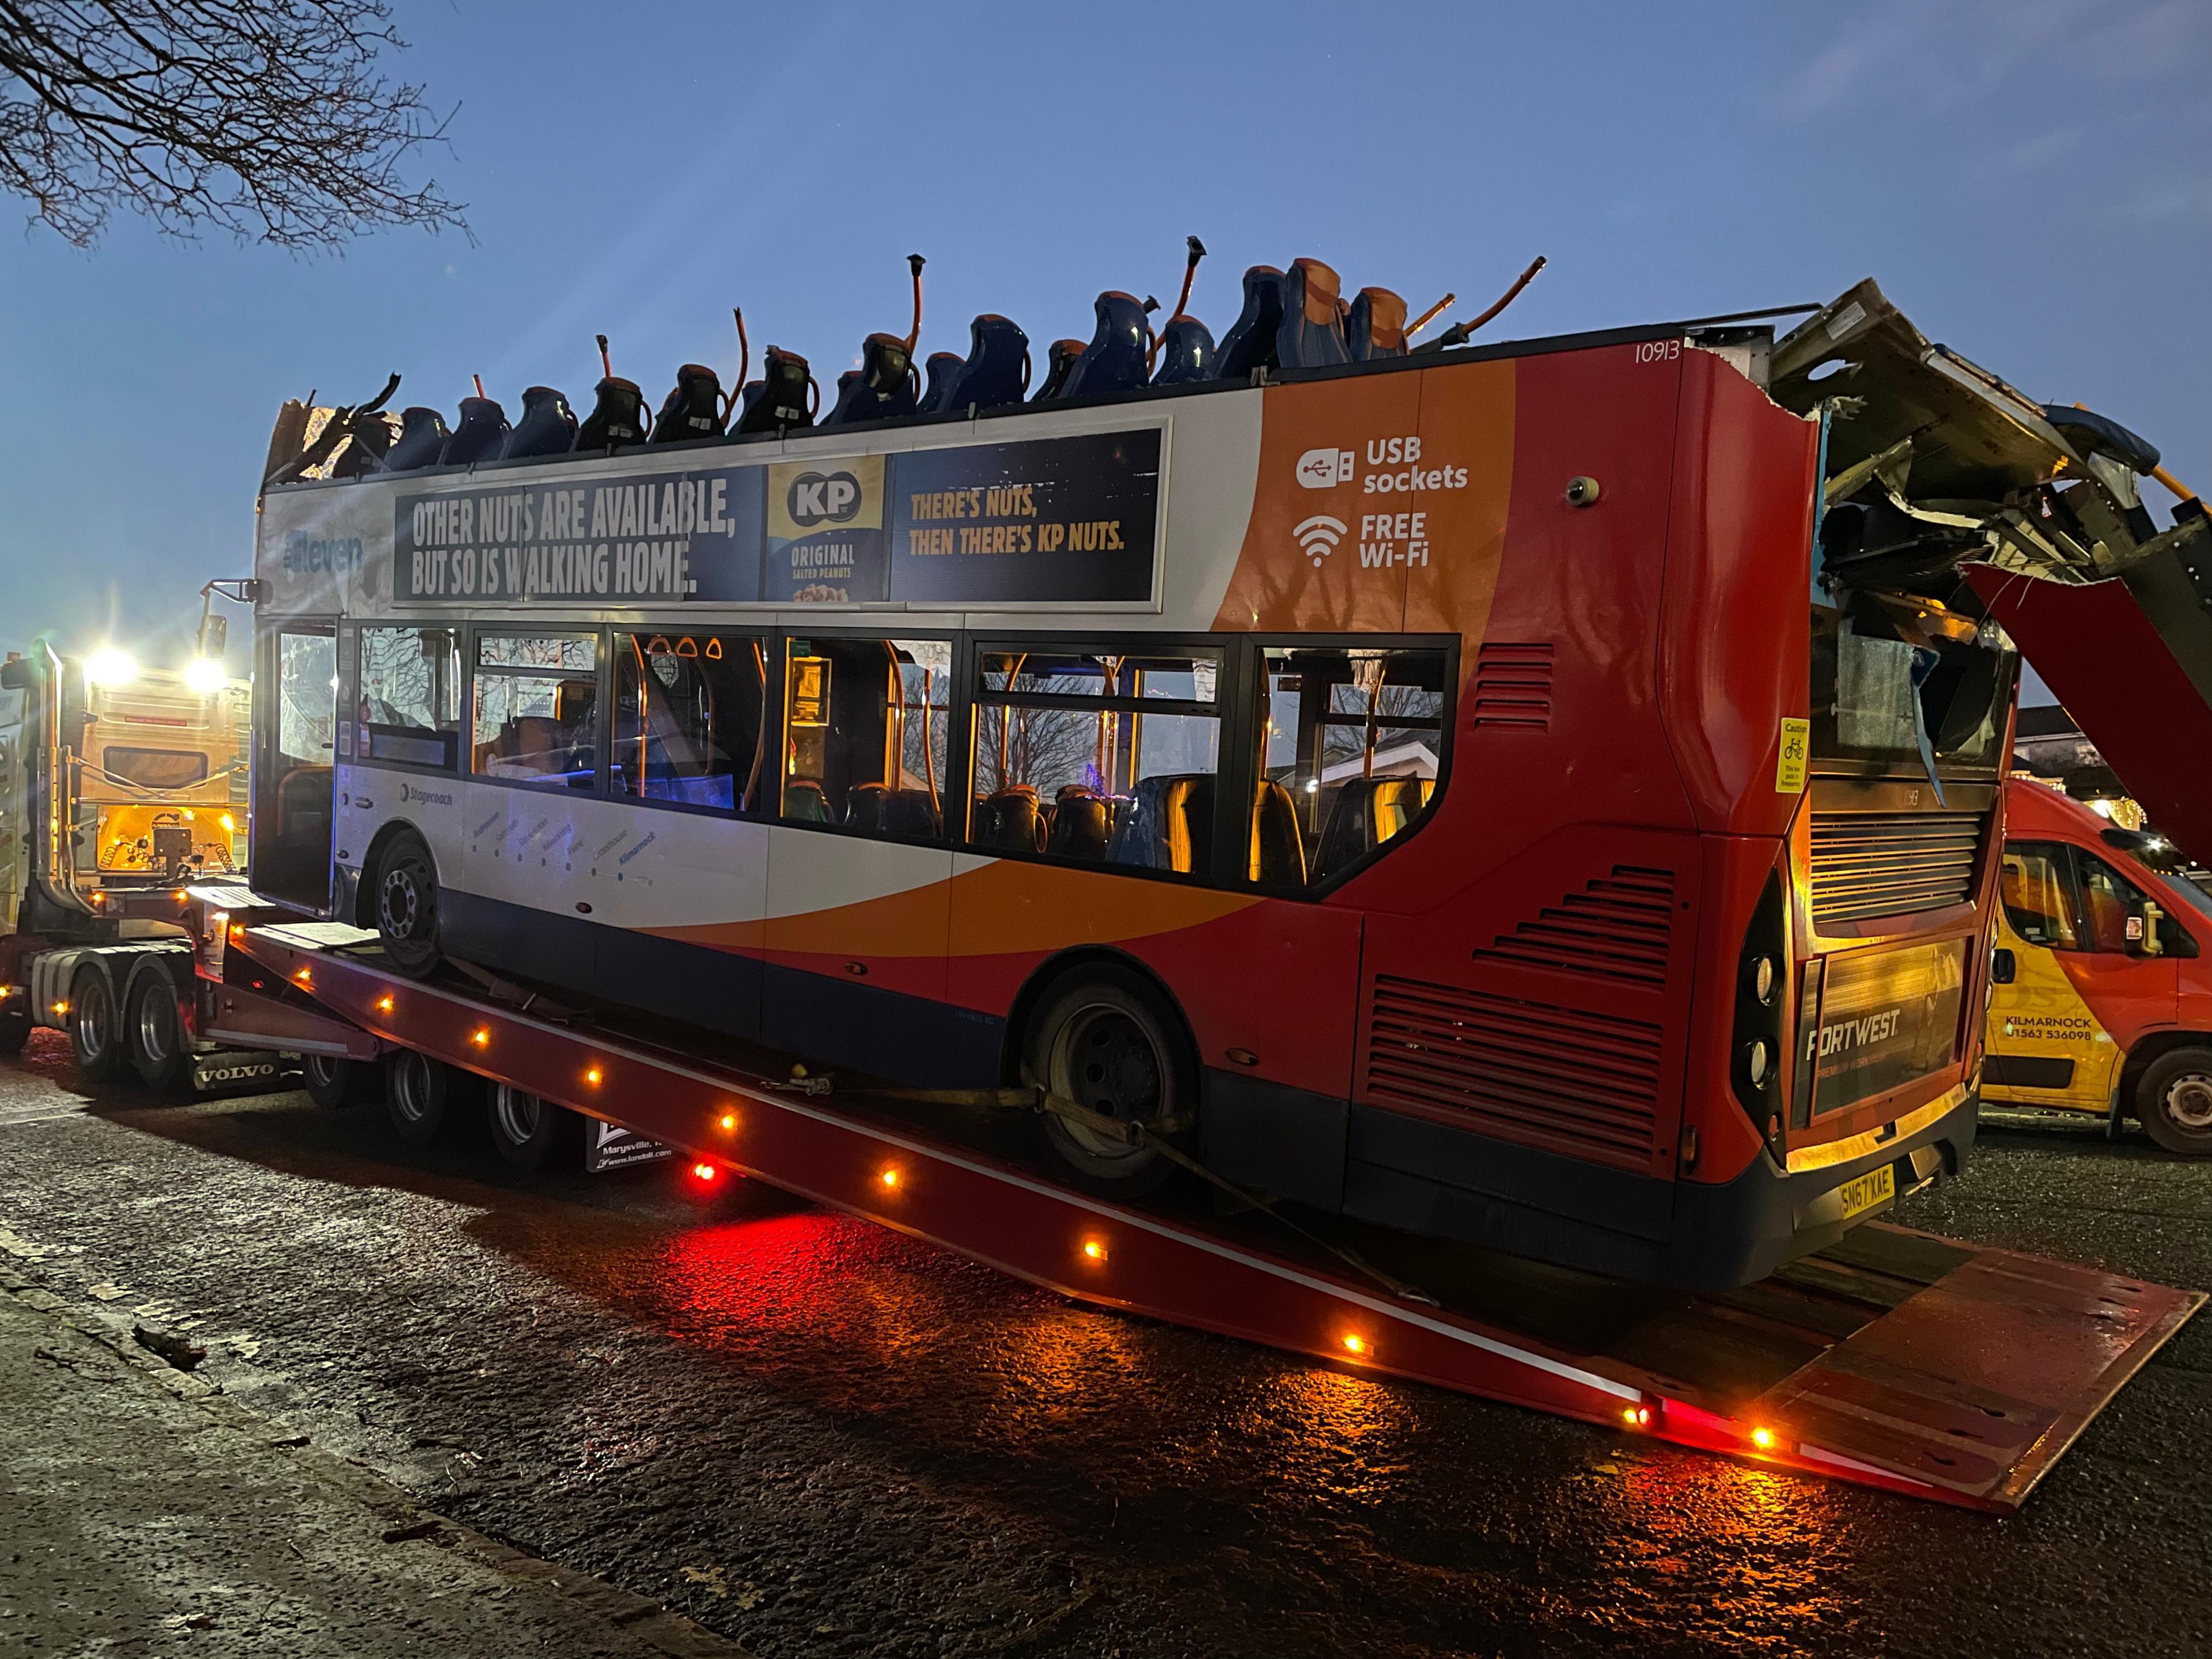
1776 717 1810 792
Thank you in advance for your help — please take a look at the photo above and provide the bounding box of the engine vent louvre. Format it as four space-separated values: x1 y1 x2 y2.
1469 642 1555 729
1366 976 1661 1171
1469 865 1676 986
1809 809 1987 926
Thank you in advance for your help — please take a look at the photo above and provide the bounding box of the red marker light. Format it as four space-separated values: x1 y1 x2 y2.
691 1161 719 1183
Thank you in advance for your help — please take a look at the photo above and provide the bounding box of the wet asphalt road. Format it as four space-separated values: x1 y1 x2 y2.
2 1033 2208 1659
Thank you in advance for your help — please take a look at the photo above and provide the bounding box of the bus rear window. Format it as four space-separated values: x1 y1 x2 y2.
101 747 208 790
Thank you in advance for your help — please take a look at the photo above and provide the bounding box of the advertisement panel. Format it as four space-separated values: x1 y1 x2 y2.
764 454 890 604
393 464 766 604
888 429 1161 605
1809 938 1969 1116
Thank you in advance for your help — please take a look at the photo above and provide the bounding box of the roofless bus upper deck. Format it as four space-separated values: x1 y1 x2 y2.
247 263 2175 1291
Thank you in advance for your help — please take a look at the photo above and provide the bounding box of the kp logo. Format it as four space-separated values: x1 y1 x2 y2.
1296 447 1355 488
786 470 863 527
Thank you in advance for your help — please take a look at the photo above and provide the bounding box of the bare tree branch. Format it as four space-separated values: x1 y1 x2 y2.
0 0 464 248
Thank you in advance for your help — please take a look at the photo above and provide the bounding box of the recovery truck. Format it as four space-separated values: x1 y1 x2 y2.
13 278 2212 1510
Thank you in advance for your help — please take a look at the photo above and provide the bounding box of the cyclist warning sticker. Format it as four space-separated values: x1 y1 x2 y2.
1777 717 1810 791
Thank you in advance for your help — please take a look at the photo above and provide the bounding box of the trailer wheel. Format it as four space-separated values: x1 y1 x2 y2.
124 968 193 1094
0 999 29 1057
373 830 442 980
69 967 125 1083
304 1054 377 1111
1024 965 1193 1197
488 1083 582 1171
2137 1047 2212 1156
384 1049 472 1149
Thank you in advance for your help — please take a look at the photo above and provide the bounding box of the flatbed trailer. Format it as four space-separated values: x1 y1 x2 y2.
203 889 2199 1514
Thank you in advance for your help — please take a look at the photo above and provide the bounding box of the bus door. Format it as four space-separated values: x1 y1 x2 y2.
252 623 337 912
1986 839 2179 1109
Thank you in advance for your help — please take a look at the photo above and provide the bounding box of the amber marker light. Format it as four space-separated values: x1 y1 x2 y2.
1081 1237 1108 1264
230 925 245 942
1751 1426 1775 1450
584 1065 603 1086
375 994 394 1014
718 1110 738 1132
470 1027 490 1048
1622 1405 1653 1429
294 967 311 986
878 1166 903 1191
52 1001 67 1016
1340 1332 1369 1357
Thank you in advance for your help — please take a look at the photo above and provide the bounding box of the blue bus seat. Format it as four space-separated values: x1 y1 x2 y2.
381 407 450 472
1151 316 1216 386
732 348 816 435
918 351 964 414
574 374 649 450
1046 789 1111 862
1347 287 1408 362
824 333 919 426
1062 292 1152 399
1109 775 1214 873
1315 775 1433 876
974 786 1046 851
942 314 1031 411
440 396 509 466
1277 257 1349 369
652 363 725 443
1029 338 1088 402
1213 266 1286 381
502 387 577 460
1249 779 1308 884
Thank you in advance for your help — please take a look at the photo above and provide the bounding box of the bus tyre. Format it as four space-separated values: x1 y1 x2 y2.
385 1049 472 1149
304 1054 377 1111
488 1084 582 1172
2137 1047 2212 1157
1024 966 1194 1198
69 967 125 1084
373 831 442 980
124 968 194 1094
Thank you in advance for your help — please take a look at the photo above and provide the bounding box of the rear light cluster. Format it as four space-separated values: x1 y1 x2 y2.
1732 873 1789 1158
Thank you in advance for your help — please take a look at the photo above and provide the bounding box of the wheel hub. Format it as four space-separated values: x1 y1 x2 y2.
2166 1074 2212 1131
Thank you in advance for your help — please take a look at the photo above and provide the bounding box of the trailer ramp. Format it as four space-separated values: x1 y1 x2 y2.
227 921 2200 1513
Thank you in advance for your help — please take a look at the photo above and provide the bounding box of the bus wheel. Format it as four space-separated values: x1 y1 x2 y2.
2137 1047 2212 1156
373 831 442 980
1025 967 1192 1197
385 1049 471 1149
124 969 194 1094
69 968 125 1083
304 1054 377 1111
488 1083 581 1171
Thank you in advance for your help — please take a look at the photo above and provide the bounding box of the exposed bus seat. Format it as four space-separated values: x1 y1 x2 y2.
440 396 510 465
652 363 726 443
381 407 450 472
1047 790 1112 862
1061 292 1152 399
918 351 964 414
845 782 893 834
574 373 649 450
1346 287 1408 361
274 765 332 840
884 789 941 840
824 334 920 426
943 315 1031 411
1212 266 1285 381
1029 338 1088 403
1249 779 1307 884
732 347 817 435
974 786 1047 851
1109 775 1214 873
1151 316 1217 386
1314 775 1431 877
783 779 835 823
1277 257 1350 369
502 387 577 460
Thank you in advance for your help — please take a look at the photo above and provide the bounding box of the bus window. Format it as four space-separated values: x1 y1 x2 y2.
2000 844 2081 948
971 646 1221 873
780 638 948 838
612 632 768 812
99 747 209 790
2076 853 2168 954
1256 646 1447 885
472 632 599 791
357 626 461 769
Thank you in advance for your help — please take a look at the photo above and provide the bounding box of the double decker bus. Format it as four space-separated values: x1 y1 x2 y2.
248 275 2123 1291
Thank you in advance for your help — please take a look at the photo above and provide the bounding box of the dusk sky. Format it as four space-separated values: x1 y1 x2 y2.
3 0 2207 708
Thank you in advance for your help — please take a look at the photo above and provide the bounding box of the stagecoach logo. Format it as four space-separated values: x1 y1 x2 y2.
397 782 454 807
785 470 864 528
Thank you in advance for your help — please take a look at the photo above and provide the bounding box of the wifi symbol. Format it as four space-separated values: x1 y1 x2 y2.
1294 514 1347 568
